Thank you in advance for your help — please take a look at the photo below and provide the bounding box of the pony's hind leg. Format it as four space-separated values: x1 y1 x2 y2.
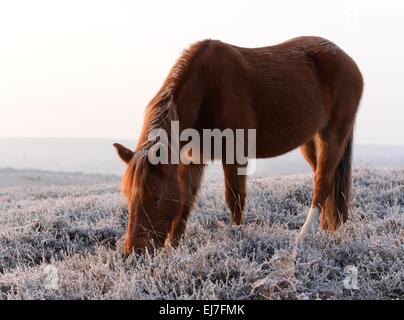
300 139 317 172
297 139 319 239
223 164 247 225
298 128 352 240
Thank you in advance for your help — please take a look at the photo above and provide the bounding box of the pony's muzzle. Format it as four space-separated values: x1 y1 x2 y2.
122 233 166 256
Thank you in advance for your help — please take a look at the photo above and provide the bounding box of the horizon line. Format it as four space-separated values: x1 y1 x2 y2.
0 137 403 148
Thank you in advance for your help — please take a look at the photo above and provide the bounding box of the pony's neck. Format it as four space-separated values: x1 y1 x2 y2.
135 40 209 152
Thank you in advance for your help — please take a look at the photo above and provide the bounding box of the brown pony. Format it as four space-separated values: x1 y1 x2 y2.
114 36 363 255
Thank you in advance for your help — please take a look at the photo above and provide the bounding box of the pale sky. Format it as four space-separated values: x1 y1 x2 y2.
0 0 403 145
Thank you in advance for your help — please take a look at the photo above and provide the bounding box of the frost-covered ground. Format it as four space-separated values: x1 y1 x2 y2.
0 167 402 300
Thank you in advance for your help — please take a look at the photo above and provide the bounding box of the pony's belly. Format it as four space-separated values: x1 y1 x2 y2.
254 124 322 159
253 100 327 159
255 144 299 159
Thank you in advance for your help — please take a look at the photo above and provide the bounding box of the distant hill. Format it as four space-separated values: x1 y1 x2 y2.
0 167 118 188
0 138 403 176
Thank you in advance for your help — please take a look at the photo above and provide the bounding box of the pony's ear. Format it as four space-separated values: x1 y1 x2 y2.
113 143 134 164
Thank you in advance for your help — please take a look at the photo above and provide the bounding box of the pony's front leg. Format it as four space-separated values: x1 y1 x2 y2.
168 164 204 247
223 164 247 225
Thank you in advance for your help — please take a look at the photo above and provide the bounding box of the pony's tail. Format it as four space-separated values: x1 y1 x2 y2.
321 132 353 231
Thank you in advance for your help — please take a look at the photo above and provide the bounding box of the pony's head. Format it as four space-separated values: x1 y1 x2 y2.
113 143 181 255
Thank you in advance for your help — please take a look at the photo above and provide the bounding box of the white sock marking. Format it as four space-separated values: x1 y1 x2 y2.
298 207 320 240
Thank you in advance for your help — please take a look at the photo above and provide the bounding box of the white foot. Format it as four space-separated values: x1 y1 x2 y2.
297 207 320 241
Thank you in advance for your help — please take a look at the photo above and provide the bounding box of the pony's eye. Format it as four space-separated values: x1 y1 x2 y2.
153 196 160 203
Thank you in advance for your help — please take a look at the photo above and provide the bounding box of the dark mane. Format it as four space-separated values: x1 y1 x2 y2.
138 39 210 149
125 40 211 194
